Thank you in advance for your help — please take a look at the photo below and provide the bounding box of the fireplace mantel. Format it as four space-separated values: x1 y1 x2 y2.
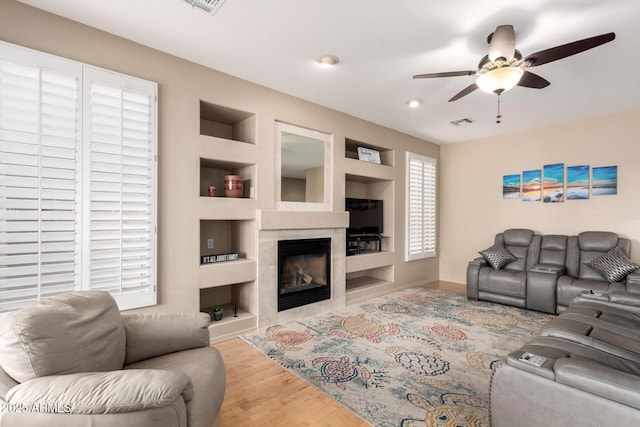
258 210 349 231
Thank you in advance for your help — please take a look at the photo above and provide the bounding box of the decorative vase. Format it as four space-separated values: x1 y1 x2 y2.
224 175 243 198
213 310 223 321
208 186 216 197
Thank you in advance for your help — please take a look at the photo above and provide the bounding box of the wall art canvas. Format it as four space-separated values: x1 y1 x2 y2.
503 174 520 199
592 166 617 195
543 163 564 203
567 165 590 200
522 169 541 202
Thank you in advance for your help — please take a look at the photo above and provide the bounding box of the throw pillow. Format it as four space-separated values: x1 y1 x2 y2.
587 247 639 282
479 243 517 270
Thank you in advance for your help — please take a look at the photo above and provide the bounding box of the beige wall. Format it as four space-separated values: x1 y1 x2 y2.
440 110 640 284
0 0 440 312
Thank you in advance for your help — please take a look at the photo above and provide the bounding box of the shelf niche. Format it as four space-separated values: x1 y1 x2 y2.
200 158 255 199
345 138 394 167
200 283 256 343
200 219 254 262
200 101 256 144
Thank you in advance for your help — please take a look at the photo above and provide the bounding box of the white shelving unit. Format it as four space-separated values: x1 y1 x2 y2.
344 138 396 304
198 100 258 342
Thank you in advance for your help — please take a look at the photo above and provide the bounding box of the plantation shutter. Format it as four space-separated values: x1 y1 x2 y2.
0 49 82 314
406 152 436 261
0 41 156 316
83 67 156 310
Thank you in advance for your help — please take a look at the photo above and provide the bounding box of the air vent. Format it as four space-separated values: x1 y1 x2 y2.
184 0 225 14
449 117 474 126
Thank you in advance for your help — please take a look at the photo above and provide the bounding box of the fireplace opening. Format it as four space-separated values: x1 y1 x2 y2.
278 238 331 312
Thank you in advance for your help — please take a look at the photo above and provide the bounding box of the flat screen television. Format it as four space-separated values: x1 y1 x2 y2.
346 198 383 235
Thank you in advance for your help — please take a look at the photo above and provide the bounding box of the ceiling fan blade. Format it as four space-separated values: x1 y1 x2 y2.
489 25 516 62
413 71 475 79
525 32 615 67
517 71 550 89
448 83 478 102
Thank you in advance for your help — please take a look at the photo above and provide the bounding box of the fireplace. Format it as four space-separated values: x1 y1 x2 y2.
278 238 331 311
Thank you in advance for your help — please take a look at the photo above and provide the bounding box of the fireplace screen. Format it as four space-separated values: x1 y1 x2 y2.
278 238 331 311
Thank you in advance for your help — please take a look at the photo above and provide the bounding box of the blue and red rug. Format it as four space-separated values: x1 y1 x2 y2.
242 287 552 426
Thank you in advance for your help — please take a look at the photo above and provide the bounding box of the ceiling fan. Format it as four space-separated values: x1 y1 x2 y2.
413 25 616 104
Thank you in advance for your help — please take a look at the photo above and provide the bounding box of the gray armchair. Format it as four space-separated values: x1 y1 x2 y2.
467 229 541 308
0 291 226 427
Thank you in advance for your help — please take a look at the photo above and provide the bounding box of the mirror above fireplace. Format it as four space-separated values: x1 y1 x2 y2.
275 121 331 211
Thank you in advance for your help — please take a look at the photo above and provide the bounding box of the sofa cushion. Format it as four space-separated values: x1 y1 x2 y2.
587 247 639 283
480 243 517 270
0 291 126 383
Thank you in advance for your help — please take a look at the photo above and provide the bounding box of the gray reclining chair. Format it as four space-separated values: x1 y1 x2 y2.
467 229 541 309
556 231 634 312
0 291 226 427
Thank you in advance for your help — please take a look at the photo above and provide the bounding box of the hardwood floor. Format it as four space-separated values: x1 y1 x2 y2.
213 281 465 426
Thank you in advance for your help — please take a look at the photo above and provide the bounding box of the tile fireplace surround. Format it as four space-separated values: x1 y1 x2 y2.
257 210 348 328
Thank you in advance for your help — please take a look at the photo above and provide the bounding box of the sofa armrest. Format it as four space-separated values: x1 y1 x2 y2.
468 257 487 267
6 369 193 414
608 290 640 307
555 357 640 410
466 257 487 300
626 272 640 293
122 312 210 365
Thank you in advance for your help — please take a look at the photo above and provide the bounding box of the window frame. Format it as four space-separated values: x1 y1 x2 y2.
405 151 437 261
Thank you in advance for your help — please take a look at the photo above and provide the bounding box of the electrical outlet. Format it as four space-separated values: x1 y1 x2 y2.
207 239 214 249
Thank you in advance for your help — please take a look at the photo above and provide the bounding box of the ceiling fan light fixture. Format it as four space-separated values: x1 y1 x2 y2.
476 66 524 94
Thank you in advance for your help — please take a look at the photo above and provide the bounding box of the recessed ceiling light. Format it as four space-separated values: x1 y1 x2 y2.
408 99 421 108
316 54 339 67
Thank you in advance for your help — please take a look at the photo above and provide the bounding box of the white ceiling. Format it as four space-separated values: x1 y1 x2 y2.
17 0 640 144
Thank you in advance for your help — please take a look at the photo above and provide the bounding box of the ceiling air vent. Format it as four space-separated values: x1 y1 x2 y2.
184 0 226 14
449 117 474 126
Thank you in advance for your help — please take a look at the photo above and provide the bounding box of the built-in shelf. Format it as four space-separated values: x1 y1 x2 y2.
206 305 257 344
200 157 256 199
344 159 394 182
346 251 394 274
199 197 257 220
199 258 257 289
345 138 394 167
200 284 256 343
200 101 256 144
345 275 394 305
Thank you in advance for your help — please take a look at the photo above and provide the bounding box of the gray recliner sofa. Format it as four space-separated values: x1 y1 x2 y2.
468 229 640 314
491 291 640 426
0 291 226 427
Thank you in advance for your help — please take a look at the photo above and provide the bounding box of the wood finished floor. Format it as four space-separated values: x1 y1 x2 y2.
213 281 465 427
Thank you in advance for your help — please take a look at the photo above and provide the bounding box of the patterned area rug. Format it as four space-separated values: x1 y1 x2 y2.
241 287 552 426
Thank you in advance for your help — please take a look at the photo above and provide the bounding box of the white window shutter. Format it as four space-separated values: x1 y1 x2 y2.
0 51 82 314
1 41 156 317
406 152 436 261
83 67 157 310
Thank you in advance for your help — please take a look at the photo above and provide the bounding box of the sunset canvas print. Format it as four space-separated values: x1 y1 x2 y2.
592 166 617 195
522 170 541 202
543 163 564 203
503 174 520 199
567 165 589 200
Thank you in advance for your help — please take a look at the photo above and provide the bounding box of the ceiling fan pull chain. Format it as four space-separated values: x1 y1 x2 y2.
496 93 502 124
